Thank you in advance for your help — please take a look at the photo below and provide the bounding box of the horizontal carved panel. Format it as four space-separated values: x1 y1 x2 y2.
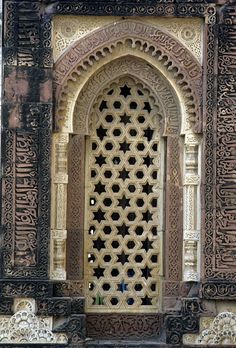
86 313 163 339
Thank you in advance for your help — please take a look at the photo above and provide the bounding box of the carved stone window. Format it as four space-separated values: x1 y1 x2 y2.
85 77 164 312
51 20 202 321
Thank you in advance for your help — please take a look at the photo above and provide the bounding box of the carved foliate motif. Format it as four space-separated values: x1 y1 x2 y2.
203 4 236 280
54 20 202 133
165 137 183 282
86 313 163 340
67 135 85 280
201 282 236 299
0 298 68 344
53 16 202 62
197 312 236 345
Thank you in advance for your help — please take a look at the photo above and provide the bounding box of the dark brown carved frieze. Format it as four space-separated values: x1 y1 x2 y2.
2 1 53 278
37 297 85 316
201 281 236 299
86 313 164 340
166 297 209 345
67 135 85 280
202 6 218 280
50 1 208 17
203 3 236 281
53 315 86 345
0 280 53 298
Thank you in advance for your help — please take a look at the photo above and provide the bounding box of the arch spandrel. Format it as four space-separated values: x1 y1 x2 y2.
72 56 181 137
54 19 202 134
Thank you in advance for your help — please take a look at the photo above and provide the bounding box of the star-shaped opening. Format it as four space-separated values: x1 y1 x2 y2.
143 101 152 113
119 168 130 181
142 211 153 222
142 182 153 194
117 280 128 293
94 181 106 195
120 84 131 98
117 252 129 265
95 154 106 167
141 266 152 279
93 265 105 279
117 223 130 237
93 237 106 251
119 141 130 153
118 195 130 209
143 155 154 167
141 237 153 251
96 125 107 141
144 127 154 141
93 209 105 223
120 113 131 125
99 100 108 112
141 295 152 305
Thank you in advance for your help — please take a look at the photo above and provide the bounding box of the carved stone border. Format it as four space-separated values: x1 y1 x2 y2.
2 0 236 347
202 3 236 281
2 1 52 278
49 1 209 18
86 313 164 340
54 19 202 133
74 57 181 136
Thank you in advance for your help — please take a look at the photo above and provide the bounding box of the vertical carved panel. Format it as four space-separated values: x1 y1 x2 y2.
67 135 85 280
213 4 236 278
165 136 183 282
1 1 53 278
202 9 218 280
202 5 236 280
183 134 201 282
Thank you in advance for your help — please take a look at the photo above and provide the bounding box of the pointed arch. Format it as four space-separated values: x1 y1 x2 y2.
51 20 202 316
54 19 202 133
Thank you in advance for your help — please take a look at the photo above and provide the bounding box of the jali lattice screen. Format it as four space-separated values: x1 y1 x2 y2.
85 77 164 312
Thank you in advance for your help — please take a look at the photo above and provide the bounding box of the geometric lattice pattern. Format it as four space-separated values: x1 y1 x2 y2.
85 77 163 312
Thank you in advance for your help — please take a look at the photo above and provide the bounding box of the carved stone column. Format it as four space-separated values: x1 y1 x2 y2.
183 133 201 281
51 133 69 280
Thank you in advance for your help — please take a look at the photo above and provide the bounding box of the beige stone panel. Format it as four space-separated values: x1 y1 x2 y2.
53 16 203 63
58 47 190 134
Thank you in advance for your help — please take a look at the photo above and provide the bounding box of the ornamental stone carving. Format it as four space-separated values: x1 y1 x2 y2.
183 133 201 282
197 312 236 345
51 133 69 280
54 19 202 133
0 298 67 345
53 16 202 63
73 56 180 137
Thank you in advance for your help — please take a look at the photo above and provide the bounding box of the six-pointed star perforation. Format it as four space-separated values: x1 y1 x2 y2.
87 80 160 310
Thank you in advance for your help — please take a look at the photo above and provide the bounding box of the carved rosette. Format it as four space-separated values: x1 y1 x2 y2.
50 133 69 280
183 133 201 282
196 312 236 345
0 298 68 344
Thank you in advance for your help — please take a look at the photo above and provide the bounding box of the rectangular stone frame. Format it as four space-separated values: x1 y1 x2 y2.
1 0 236 346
